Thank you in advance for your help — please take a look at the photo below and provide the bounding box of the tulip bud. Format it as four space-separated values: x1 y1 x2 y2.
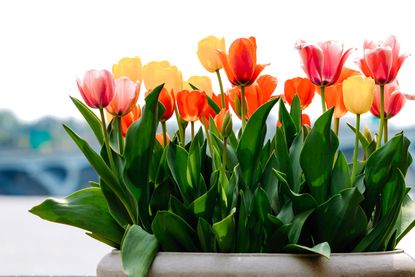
197 36 226 73
343 76 375 115
363 126 372 142
221 111 233 138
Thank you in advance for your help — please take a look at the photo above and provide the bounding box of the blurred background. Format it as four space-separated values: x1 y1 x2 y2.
1 0 415 275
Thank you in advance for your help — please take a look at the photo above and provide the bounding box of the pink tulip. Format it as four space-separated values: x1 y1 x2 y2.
370 80 405 119
77 69 115 109
295 40 352 86
358 35 408 85
106 77 140 116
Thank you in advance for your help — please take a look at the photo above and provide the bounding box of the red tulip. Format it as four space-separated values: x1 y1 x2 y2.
295 40 352 87
358 36 408 85
217 37 268 87
370 80 405 119
284 77 315 109
120 105 141 137
177 90 208 122
106 77 140 116
302 114 311 127
228 75 277 119
156 132 171 147
77 69 115 109
159 88 175 121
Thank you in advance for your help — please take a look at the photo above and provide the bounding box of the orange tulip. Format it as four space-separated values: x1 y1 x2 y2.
156 132 171 147
217 37 268 87
158 87 175 121
284 77 315 109
302 113 311 127
120 105 141 137
177 90 208 122
213 109 227 133
228 75 277 119
324 68 361 118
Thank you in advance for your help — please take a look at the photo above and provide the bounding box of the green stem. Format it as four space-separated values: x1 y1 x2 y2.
99 108 116 171
376 85 385 149
334 117 339 136
241 85 246 131
161 121 168 147
174 105 185 146
351 113 360 185
216 69 225 108
191 121 195 140
384 117 388 143
222 137 228 174
320 86 326 113
116 116 124 155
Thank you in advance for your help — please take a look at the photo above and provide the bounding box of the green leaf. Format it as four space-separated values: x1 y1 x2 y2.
121 225 158 277
313 187 367 252
278 98 296 147
100 179 132 228
300 108 338 203
275 127 294 187
237 98 278 187
152 211 199 251
396 196 415 243
330 151 351 195
197 218 217 252
289 95 302 133
30 187 124 248
213 208 236 252
187 182 217 222
289 131 304 193
187 139 203 196
124 84 164 230
288 209 314 244
283 242 331 259
354 169 406 251
70 96 104 145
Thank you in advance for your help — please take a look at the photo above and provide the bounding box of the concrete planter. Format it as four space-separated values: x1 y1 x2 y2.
97 249 415 276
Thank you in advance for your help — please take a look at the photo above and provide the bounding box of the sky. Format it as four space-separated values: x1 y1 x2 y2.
1 0 415 127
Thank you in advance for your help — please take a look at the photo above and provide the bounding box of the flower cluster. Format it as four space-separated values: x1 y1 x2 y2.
31 35 415 277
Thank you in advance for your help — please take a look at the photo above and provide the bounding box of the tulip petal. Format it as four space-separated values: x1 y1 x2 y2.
217 50 236 85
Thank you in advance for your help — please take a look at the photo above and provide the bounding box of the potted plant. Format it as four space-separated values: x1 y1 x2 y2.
30 35 415 277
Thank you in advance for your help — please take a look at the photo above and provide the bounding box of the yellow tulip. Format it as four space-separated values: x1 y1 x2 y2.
342 76 375 115
143 61 183 93
112 57 142 83
197 36 226 73
183 76 213 97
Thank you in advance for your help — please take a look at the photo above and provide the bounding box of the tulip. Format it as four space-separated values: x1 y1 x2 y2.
218 37 268 129
197 36 226 73
370 80 405 119
112 57 142 83
120 105 142 137
183 76 214 96
295 40 352 113
106 77 140 116
177 90 208 139
143 61 183 93
343 76 375 115
156 132 170 147
157 87 175 122
284 77 315 109
358 36 408 148
77 69 115 109
342 75 375 185
228 75 277 119
213 109 231 137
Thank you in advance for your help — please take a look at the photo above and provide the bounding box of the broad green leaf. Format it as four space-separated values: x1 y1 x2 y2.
288 209 314 244
70 96 104 145
363 134 407 218
30 187 124 248
100 179 132 228
330 151 351 195
124 84 164 230
197 218 217 252
252 187 272 224
313 187 367 252
235 191 250 252
397 196 415 243
187 139 203 196
354 169 406 252
149 181 171 216
121 225 158 277
277 175 317 214
167 143 193 205
289 95 302 133
300 108 338 203
289 131 304 193
187 183 217 221
237 98 278 187
278 98 296 147
151 211 199 251
283 242 331 259
211 133 239 171
275 127 294 187
168 196 195 226
260 153 279 212
213 208 236 252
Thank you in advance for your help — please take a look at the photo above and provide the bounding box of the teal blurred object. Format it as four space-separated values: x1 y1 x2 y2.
29 128 51 149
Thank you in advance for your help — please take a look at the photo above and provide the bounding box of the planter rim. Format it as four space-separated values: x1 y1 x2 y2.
110 248 405 257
